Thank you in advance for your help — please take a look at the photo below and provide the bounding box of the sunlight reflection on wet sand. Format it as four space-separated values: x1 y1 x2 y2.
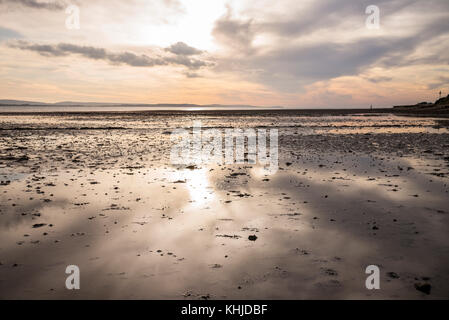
0 112 448 299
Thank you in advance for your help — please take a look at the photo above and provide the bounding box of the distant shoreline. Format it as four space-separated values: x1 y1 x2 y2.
0 107 448 118
1 95 449 117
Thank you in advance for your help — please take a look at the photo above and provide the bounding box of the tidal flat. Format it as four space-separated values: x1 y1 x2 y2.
0 110 448 299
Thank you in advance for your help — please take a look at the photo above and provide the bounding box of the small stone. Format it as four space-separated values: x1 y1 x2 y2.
248 235 258 241
414 283 431 295
387 272 400 279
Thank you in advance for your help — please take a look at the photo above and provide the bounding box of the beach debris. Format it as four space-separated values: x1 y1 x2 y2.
32 223 46 228
295 248 309 255
323 268 338 276
414 283 431 295
387 272 400 279
216 234 241 239
248 235 258 241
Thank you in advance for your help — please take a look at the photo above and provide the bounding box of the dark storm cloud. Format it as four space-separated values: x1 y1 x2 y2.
165 42 203 56
212 0 449 91
8 41 211 70
0 0 66 10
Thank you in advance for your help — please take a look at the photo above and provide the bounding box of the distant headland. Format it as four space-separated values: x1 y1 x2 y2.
394 94 449 111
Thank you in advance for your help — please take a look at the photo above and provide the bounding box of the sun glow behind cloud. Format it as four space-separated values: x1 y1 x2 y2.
125 0 228 50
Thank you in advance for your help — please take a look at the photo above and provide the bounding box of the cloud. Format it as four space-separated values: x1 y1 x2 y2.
365 76 393 83
165 42 202 56
212 5 255 54
0 26 23 41
232 39 399 91
184 71 201 78
250 0 411 38
1 0 448 105
427 76 449 90
0 0 66 11
212 0 449 92
164 54 208 69
8 41 212 70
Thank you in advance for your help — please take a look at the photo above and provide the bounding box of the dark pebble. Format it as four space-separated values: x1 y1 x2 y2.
248 235 258 241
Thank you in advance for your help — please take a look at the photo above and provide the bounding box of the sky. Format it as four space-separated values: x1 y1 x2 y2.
0 0 448 108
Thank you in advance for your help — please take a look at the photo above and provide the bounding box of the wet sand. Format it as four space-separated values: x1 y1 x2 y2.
0 111 448 299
